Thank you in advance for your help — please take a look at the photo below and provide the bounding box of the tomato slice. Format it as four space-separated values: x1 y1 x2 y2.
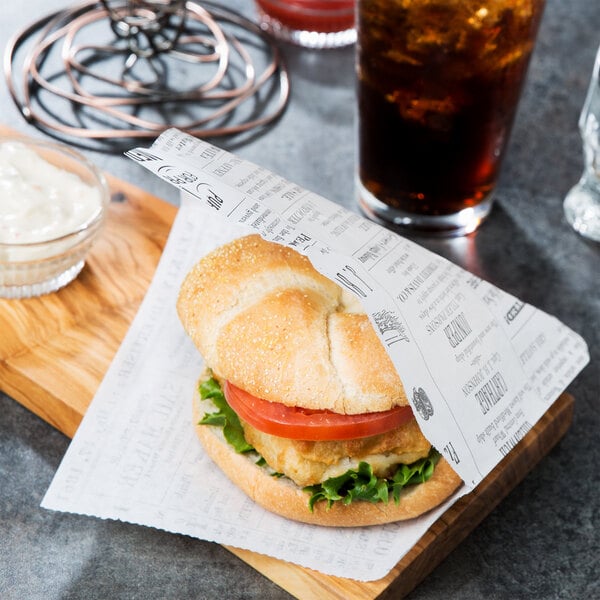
223 381 413 441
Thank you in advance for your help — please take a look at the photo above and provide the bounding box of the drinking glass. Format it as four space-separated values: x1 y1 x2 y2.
564 45 600 242
356 0 546 236
254 0 356 49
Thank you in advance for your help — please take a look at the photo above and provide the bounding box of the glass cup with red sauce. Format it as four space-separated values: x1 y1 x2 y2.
356 0 546 236
254 0 356 49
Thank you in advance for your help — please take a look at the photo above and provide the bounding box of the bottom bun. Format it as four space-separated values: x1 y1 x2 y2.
193 393 463 527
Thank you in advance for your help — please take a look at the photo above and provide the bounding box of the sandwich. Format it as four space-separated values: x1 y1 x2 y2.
177 234 462 526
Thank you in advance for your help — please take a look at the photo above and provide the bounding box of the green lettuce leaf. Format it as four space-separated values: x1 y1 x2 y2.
304 451 440 511
198 377 253 453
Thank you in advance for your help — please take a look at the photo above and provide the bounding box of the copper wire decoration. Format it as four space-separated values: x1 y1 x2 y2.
4 0 290 147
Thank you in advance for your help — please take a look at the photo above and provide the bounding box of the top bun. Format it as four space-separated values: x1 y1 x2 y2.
177 235 409 414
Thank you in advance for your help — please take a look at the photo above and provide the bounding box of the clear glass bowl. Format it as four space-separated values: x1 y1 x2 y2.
0 137 110 298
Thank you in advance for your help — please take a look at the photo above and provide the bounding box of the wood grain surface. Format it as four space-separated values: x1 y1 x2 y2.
0 133 574 599
0 173 176 436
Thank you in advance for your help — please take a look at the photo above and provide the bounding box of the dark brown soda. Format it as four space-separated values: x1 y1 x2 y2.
357 0 545 216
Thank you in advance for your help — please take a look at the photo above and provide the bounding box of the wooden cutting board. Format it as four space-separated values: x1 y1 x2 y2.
0 135 574 599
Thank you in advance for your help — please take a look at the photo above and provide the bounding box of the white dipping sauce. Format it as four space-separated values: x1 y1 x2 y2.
0 141 103 245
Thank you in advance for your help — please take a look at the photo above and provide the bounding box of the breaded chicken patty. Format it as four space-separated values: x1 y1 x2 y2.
241 417 432 487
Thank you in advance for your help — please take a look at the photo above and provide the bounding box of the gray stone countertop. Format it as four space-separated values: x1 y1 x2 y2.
1 1 598 599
